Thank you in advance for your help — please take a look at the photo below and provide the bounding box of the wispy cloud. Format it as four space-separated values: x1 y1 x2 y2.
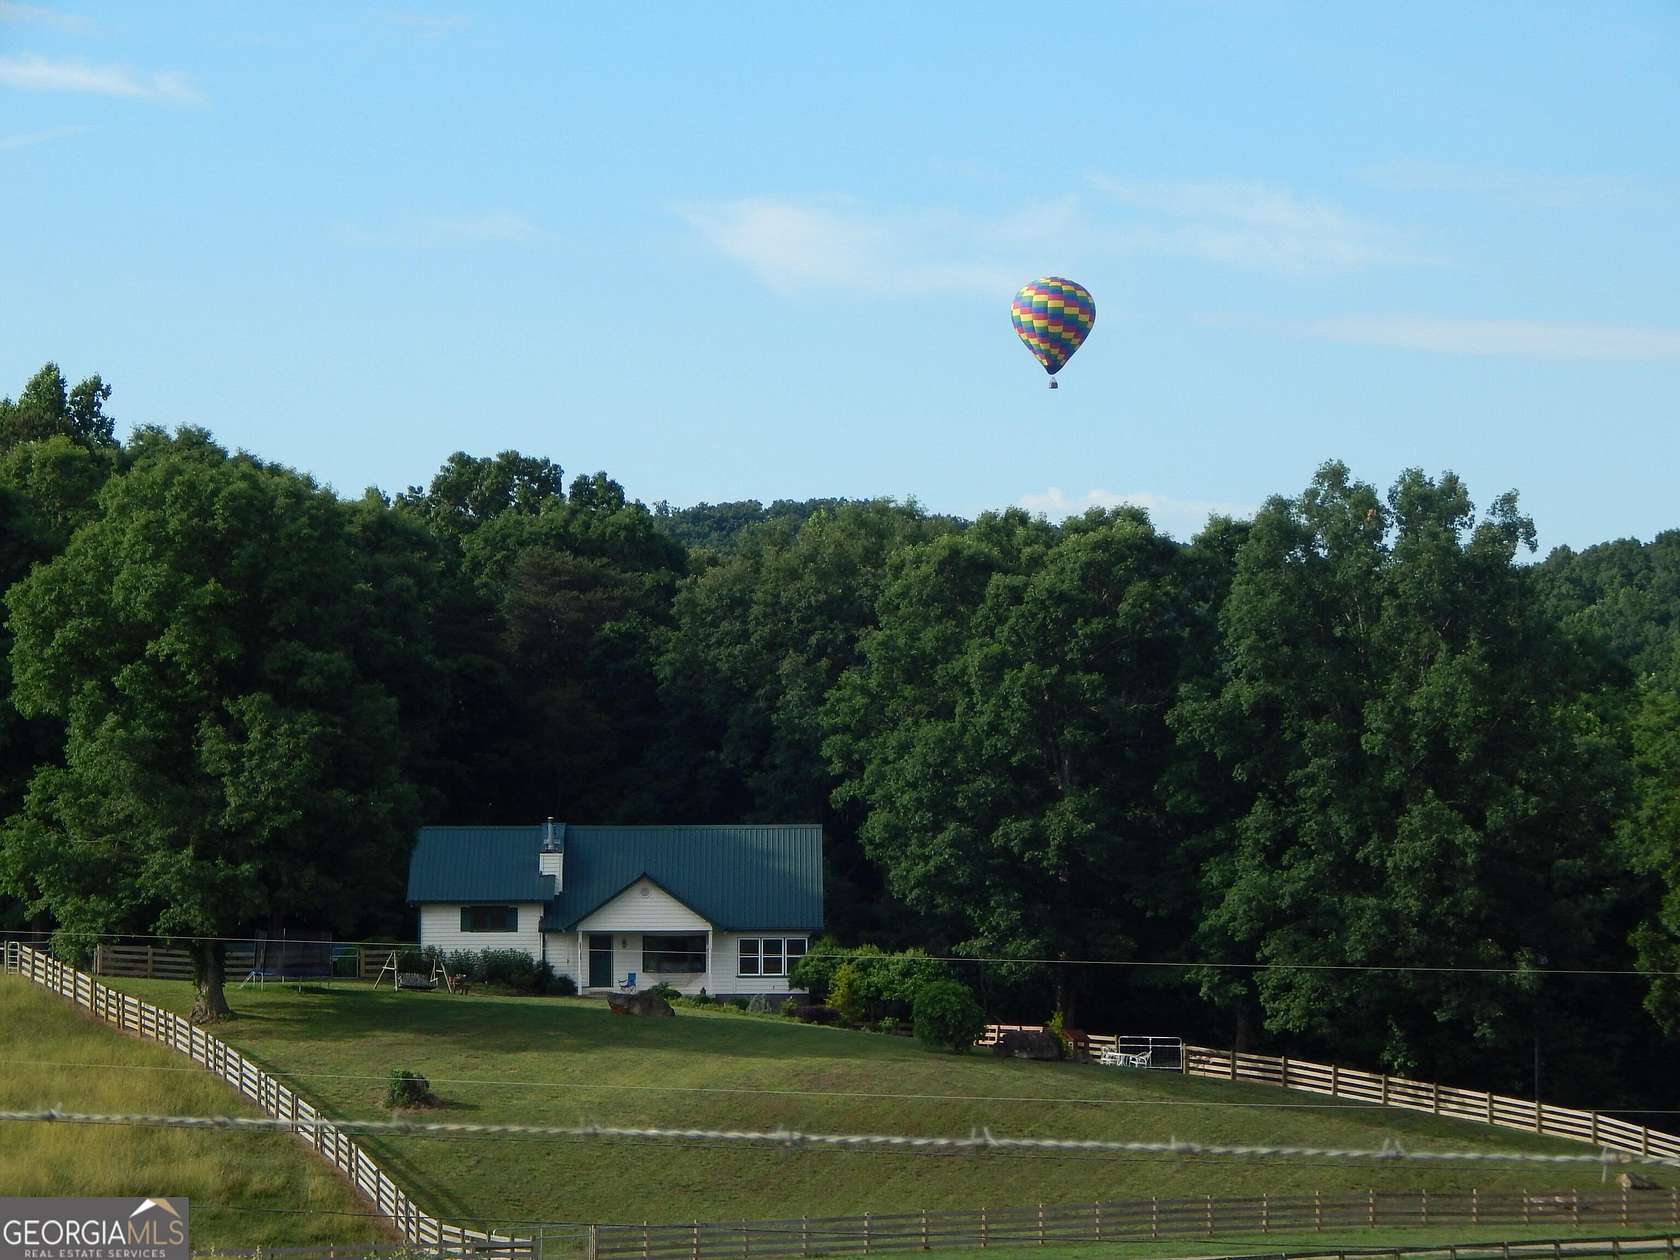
0 122 88 150
0 54 203 103
1280 315 1680 361
1354 159 1649 210
689 177 1413 296
337 211 539 249
375 10 469 39
1019 487 1257 538
1088 176 1411 276
681 198 1035 296
0 2 93 33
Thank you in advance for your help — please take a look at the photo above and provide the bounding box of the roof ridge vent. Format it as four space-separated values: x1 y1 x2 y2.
542 817 563 852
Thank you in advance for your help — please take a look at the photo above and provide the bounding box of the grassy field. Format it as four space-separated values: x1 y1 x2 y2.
98 977 1665 1237
0 977 388 1250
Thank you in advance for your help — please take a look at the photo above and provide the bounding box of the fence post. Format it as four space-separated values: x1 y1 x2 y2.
920 1208 927 1251
1487 1091 1495 1125
1152 1197 1159 1240
692 1220 699 1260
146 945 154 978
585 1225 596 1260
1281 1056 1290 1089
1037 1203 1044 1246
1523 1190 1531 1226
1262 1194 1269 1234
1095 1203 1102 1242
981 1207 988 1249
1230 1047 1237 1079
1382 1074 1390 1106
1536 1100 1545 1134
865 1211 872 1255
1206 1195 1214 1237
1369 1189 1377 1228
1433 1081 1441 1115
1331 1063 1339 1096
1473 1188 1479 1226
1421 1189 1428 1226
801 1216 808 1258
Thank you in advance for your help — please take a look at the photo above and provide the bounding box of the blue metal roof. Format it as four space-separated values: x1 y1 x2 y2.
407 824 823 932
406 826 557 903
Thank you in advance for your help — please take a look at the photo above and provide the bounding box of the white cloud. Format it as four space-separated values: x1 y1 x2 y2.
688 177 1412 296
1291 316 1680 361
680 198 1032 297
375 10 469 39
0 2 93 33
0 123 87 150
1089 176 1409 276
337 211 539 249
0 54 203 103
1019 487 1256 538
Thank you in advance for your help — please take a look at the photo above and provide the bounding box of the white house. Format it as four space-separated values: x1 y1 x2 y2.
405 821 822 997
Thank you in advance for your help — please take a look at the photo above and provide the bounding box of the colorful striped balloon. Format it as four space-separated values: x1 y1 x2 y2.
1011 276 1096 380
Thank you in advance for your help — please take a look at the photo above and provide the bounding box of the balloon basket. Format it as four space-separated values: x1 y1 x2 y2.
1048 379 1058 390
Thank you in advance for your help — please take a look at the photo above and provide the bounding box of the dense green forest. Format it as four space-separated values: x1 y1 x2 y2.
2 363 1677 1100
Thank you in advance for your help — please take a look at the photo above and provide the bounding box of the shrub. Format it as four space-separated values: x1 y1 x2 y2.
547 972 578 997
829 961 868 1024
478 949 537 990
787 935 846 1000
444 949 480 981
646 981 681 1001
877 1016 901 1035
746 993 773 1014
728 996 750 1011
384 1070 434 1109
792 1004 840 1025
912 980 984 1054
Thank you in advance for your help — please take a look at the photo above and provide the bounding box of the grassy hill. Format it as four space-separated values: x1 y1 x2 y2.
100 978 1655 1234
0 977 387 1250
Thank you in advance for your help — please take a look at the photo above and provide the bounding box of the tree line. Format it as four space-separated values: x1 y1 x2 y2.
0 362 1676 1109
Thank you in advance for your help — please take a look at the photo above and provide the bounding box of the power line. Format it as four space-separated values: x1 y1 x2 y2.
0 1109 1671 1169
7 934 1676 978
5 1056 1406 1110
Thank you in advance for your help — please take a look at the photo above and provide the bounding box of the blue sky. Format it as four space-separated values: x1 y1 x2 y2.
2 2 1676 550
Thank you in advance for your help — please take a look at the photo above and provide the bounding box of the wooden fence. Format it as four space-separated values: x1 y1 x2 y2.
1181 1045 1680 1164
588 1190 1680 1259
2 941 529 1258
979 1026 1680 1166
93 943 257 979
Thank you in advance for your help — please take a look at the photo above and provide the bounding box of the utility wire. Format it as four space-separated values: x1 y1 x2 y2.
0 1110 1671 1169
7 934 1676 977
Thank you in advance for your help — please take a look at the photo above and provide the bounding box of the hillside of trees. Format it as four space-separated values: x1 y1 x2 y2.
2 362 1677 1098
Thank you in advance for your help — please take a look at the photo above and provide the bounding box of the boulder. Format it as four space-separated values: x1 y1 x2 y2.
607 991 675 1017
991 1029 1062 1060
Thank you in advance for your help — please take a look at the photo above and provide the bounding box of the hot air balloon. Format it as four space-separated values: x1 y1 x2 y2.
1012 276 1095 388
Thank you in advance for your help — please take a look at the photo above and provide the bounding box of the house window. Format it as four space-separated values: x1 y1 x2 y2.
460 905 518 933
643 934 706 974
738 937 808 978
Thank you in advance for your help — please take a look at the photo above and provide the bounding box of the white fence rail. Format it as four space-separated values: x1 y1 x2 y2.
2 941 529 1256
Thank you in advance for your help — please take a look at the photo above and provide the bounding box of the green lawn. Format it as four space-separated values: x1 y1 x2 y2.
0 977 388 1250
99 977 1660 1239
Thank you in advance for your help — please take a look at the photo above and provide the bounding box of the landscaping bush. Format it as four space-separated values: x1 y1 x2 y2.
912 980 984 1054
728 996 750 1011
444 949 480 981
792 1004 840 1025
746 993 773 1014
787 935 846 1000
788 940 949 1021
384 1069 435 1109
546 972 577 997
829 961 868 1024
646 981 681 1001
478 949 537 991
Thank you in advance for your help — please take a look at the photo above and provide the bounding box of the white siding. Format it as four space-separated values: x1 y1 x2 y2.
713 932 811 997
418 903 545 962
576 878 710 933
